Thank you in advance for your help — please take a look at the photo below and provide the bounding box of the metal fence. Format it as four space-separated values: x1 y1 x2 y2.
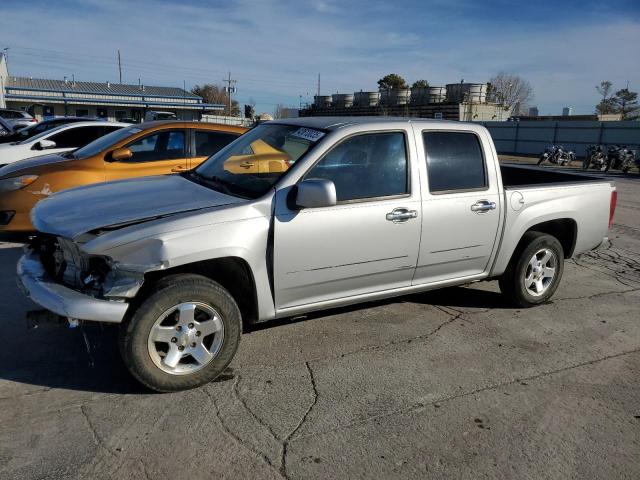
480 120 640 157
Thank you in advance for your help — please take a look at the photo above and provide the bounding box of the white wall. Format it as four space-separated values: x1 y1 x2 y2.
481 120 640 157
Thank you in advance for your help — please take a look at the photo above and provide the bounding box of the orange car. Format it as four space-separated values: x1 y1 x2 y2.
0 121 246 239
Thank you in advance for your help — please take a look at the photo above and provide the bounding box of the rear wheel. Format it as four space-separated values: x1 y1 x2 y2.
537 155 546 165
119 274 242 392
582 156 591 170
499 232 564 307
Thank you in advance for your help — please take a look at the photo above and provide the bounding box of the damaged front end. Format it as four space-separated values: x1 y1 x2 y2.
18 234 152 324
29 234 146 301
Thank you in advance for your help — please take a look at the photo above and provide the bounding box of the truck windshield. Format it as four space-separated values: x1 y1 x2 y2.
192 124 324 199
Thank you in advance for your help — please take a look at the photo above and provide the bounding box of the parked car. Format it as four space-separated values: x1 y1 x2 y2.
0 121 128 167
18 118 616 392
0 108 37 130
0 117 13 138
0 117 93 145
0 121 246 238
144 111 177 122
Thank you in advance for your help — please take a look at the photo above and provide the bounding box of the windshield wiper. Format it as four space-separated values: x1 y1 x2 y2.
186 171 234 196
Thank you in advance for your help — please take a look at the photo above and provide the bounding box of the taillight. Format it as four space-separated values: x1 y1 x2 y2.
609 190 617 229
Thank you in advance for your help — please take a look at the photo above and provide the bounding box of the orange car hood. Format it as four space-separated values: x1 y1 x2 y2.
31 174 243 240
0 153 71 177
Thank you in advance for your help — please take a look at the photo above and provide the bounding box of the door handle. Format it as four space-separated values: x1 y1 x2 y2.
386 208 418 223
240 161 254 169
470 200 497 213
171 165 186 173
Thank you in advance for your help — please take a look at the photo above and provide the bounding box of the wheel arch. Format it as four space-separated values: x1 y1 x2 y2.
142 256 259 327
523 218 577 258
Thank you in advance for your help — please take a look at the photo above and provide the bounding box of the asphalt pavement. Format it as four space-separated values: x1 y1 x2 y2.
1 160 639 479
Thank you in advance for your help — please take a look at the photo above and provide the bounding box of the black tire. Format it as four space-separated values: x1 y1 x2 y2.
537 156 546 166
499 231 564 308
119 274 242 392
582 157 591 170
604 158 612 172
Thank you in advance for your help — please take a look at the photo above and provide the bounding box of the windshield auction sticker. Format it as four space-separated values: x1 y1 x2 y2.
291 127 325 142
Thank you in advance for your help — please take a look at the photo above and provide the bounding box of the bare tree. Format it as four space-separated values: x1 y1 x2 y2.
488 72 534 114
191 83 240 116
273 104 286 119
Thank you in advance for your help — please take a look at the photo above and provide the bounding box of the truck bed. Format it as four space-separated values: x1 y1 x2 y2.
500 164 608 189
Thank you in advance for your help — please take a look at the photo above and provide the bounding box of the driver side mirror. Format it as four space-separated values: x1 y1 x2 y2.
109 147 133 162
34 139 56 150
295 179 337 209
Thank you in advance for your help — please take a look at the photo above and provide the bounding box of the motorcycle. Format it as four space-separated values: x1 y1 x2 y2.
538 144 575 166
618 146 638 173
583 144 610 171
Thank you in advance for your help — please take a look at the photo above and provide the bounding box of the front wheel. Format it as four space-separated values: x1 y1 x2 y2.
119 274 242 392
499 232 564 307
537 155 546 165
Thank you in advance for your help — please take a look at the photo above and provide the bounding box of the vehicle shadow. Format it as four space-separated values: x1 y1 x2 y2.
247 284 514 333
0 241 509 394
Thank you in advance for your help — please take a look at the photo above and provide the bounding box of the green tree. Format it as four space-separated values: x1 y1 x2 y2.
411 79 430 89
611 88 639 120
377 73 408 91
595 81 616 115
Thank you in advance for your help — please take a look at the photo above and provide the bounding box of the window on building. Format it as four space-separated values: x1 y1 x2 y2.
306 132 408 202
48 126 107 149
125 130 186 162
76 109 90 117
97 108 108 118
423 131 487 193
194 131 241 157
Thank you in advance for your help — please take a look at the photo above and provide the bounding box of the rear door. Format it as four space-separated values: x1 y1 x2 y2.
105 128 188 181
411 127 502 285
190 130 241 169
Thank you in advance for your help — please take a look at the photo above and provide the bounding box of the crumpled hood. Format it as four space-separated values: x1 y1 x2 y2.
31 174 243 239
0 153 70 177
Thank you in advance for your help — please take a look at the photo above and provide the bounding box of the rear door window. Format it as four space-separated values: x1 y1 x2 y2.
48 126 105 149
194 131 240 157
423 131 487 192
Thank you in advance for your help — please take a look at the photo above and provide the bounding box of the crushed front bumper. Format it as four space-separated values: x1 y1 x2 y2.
17 252 129 323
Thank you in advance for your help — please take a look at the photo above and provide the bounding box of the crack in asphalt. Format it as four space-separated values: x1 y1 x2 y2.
203 387 284 478
280 361 319 479
233 375 282 441
292 347 640 443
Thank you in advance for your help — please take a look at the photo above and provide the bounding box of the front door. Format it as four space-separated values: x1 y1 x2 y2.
412 128 502 284
274 130 421 310
105 129 188 181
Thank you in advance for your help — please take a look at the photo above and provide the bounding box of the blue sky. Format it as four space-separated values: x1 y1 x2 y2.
2 0 639 115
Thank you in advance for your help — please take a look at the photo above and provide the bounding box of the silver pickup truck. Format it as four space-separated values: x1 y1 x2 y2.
18 117 617 392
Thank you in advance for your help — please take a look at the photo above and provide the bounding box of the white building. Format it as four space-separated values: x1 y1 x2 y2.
0 53 223 122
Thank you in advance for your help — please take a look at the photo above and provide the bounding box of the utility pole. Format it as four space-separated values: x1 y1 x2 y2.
317 73 320 97
222 72 237 116
117 50 122 84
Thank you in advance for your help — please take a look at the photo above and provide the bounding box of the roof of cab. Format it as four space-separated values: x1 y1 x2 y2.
270 116 463 131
